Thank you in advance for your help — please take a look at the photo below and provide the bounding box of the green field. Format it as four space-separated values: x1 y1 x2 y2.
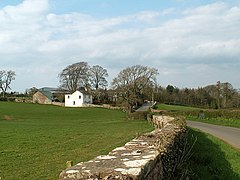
156 103 200 111
0 102 153 180
188 128 240 179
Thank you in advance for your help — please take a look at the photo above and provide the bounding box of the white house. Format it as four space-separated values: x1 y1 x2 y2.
65 90 92 107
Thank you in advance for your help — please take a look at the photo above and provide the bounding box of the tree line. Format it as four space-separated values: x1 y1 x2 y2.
59 61 240 111
154 82 240 109
1 62 239 111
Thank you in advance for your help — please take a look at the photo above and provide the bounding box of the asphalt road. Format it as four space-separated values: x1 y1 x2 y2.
136 103 153 111
187 120 240 149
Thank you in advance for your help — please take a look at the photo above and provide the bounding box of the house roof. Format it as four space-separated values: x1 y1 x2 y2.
39 87 58 92
36 87 69 100
79 91 91 95
77 87 91 95
39 87 71 94
40 90 53 100
36 87 91 98
65 90 91 96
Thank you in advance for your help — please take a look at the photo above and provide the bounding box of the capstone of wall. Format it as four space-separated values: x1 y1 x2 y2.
15 97 32 103
150 115 175 129
59 116 186 180
52 102 65 106
82 104 121 110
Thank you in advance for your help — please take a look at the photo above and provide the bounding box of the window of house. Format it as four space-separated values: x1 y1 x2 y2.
68 95 70 99
73 101 75 105
79 95 81 99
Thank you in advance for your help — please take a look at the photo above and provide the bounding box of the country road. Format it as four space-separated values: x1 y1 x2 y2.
187 120 240 149
136 102 154 111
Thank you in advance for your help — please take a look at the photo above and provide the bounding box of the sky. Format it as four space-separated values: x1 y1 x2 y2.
0 0 239 92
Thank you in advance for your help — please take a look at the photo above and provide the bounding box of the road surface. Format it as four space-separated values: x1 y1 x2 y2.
187 120 240 149
136 102 154 111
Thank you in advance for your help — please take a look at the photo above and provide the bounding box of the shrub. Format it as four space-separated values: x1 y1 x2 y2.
0 97 8 101
128 111 148 120
7 97 16 102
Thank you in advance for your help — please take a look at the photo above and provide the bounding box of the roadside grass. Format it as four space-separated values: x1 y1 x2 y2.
156 103 240 128
0 102 153 180
187 116 240 128
188 128 240 179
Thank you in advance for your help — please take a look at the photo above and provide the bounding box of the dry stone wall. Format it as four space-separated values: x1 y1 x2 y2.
59 116 186 180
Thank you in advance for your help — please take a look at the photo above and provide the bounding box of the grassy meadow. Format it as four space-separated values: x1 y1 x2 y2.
0 102 153 180
188 128 240 179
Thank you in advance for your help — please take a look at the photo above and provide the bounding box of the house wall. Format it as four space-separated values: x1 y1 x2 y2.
83 94 93 104
65 91 84 107
33 92 52 104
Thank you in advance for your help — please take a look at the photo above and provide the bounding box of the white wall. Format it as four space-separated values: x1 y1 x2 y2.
65 91 84 107
65 91 93 107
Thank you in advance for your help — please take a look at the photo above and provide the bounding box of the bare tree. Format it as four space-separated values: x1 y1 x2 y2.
26 87 38 96
89 65 108 90
59 62 89 92
0 70 16 98
112 65 158 112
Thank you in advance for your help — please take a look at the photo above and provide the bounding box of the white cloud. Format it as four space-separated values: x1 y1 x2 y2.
0 1 239 92
183 2 227 15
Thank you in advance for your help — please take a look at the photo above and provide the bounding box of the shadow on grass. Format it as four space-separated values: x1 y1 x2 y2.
187 128 240 180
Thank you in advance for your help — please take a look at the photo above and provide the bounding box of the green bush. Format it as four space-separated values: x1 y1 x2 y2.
128 111 148 120
0 97 16 102
0 97 8 101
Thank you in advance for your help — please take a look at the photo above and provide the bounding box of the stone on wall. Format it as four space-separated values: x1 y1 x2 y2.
150 115 175 129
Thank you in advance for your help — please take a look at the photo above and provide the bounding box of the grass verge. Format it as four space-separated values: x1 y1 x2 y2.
187 116 240 128
187 128 240 179
156 103 240 128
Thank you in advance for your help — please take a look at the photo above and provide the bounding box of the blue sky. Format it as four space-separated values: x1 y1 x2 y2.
0 0 239 92
1 0 236 17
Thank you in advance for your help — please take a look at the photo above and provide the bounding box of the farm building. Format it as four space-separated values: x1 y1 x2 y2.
33 87 69 104
65 90 92 107
33 90 52 104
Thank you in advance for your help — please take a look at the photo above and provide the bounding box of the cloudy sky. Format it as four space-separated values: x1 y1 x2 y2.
0 0 239 92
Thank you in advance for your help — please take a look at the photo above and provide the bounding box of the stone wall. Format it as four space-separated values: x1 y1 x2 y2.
59 116 186 180
52 102 65 106
150 115 175 129
15 97 32 103
82 104 121 110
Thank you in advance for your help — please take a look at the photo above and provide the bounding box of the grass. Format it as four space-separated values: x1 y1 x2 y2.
156 103 240 128
187 116 240 128
188 128 240 179
0 102 153 180
155 103 200 112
